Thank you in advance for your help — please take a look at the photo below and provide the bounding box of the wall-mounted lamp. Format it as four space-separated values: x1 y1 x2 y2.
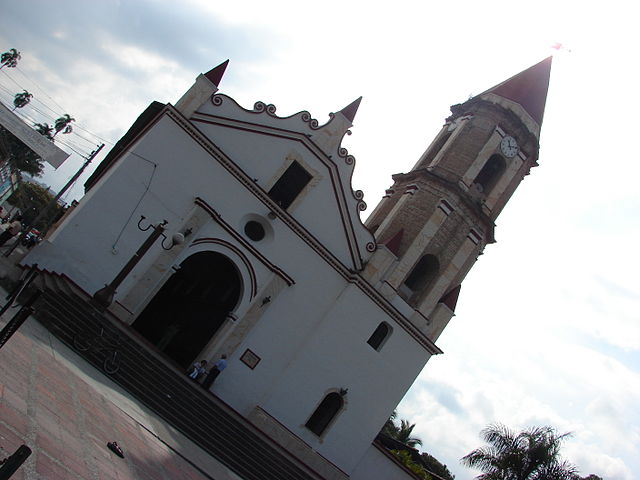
137 216 190 250
168 227 193 249
93 216 189 309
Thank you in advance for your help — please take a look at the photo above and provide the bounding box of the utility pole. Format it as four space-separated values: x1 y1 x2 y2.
4 143 105 257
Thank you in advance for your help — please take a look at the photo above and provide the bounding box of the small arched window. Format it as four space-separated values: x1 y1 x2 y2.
367 322 391 351
305 392 343 436
473 154 506 194
400 254 440 304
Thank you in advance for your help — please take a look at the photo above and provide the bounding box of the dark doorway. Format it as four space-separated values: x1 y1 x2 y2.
132 251 242 368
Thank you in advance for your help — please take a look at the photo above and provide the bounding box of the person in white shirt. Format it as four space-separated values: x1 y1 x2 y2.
187 359 207 381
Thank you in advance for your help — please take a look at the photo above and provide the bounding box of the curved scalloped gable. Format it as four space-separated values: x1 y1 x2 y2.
191 93 376 270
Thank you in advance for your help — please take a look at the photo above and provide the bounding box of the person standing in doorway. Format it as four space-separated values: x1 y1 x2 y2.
202 354 227 389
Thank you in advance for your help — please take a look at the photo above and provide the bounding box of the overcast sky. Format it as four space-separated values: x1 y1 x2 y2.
1 1 638 479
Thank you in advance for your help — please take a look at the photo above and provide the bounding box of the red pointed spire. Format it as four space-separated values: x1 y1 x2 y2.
482 57 552 125
339 96 362 123
204 60 229 87
439 285 461 312
383 228 404 256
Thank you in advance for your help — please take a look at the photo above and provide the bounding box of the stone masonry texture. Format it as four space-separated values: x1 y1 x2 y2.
0 314 213 480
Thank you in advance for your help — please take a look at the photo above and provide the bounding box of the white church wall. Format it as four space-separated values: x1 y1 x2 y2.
24 103 432 476
215 249 347 412
215 273 429 474
350 444 418 480
191 119 367 268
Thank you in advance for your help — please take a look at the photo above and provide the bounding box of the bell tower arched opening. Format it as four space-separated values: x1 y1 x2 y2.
473 154 506 195
132 251 242 368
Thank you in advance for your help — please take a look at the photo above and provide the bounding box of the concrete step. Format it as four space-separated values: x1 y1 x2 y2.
33 274 322 480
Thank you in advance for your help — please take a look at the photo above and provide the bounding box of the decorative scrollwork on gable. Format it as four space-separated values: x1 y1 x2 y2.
253 101 277 115
338 146 355 166
354 190 367 211
301 111 321 129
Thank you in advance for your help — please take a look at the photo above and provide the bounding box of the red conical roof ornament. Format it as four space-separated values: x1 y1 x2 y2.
339 96 362 123
205 59 229 87
383 228 404 256
439 284 461 312
482 57 552 125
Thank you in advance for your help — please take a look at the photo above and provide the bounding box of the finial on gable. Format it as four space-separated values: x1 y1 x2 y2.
175 60 230 118
310 97 362 156
205 59 230 87
339 96 363 123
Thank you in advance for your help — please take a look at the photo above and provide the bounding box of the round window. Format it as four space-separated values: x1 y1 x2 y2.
244 221 266 241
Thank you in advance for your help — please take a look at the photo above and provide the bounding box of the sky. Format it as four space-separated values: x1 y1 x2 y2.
1 1 639 479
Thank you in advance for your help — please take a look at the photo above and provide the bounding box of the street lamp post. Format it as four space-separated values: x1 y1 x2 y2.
92 216 172 310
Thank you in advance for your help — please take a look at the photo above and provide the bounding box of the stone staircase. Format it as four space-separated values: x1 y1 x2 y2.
29 270 325 480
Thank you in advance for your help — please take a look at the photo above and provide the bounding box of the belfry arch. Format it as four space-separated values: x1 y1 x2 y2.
132 251 242 367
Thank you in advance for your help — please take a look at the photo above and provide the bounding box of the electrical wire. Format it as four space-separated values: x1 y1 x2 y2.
0 68 116 148
14 65 68 114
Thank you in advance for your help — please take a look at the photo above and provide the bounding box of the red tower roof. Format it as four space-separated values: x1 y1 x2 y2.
204 60 229 87
439 285 461 312
339 96 362 123
383 228 404 256
481 57 552 125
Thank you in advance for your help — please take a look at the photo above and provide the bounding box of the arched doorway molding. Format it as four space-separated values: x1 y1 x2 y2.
132 244 249 367
189 237 258 302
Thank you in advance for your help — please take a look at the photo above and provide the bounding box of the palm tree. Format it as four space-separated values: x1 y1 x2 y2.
395 419 423 448
382 409 399 437
0 48 21 69
34 123 54 141
13 90 32 110
382 411 424 448
461 424 578 480
53 114 74 137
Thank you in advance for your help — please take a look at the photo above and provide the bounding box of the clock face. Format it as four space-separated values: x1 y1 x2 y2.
500 135 519 158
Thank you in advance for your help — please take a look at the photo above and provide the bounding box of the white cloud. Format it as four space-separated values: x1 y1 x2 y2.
2 1 639 478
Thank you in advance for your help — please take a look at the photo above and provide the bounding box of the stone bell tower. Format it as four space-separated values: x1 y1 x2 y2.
364 57 552 342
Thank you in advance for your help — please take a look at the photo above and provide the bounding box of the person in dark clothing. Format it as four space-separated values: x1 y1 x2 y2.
202 354 227 389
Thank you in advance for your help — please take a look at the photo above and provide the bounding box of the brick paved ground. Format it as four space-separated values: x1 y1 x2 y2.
0 312 218 480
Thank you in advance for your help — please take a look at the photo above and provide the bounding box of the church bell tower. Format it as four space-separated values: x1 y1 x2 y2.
364 57 552 342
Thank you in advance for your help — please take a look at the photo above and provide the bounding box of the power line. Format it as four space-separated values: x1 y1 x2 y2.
15 65 68 113
0 69 116 147
55 139 90 157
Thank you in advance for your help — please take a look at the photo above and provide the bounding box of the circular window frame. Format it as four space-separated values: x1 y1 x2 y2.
244 220 265 241
239 214 273 244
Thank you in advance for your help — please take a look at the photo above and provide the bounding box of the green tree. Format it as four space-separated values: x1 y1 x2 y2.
53 114 74 137
0 48 21 69
7 181 64 230
13 90 32 110
392 450 432 480
461 424 578 480
0 127 45 176
382 411 423 447
396 419 423 448
421 451 455 480
34 122 54 140
382 409 399 437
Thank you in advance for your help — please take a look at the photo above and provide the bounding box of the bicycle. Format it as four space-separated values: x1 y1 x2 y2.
73 326 121 374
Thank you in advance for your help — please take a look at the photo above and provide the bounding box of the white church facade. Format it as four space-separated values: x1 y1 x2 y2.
23 57 552 479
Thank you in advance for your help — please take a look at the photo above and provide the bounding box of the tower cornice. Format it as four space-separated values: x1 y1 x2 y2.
391 168 496 244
